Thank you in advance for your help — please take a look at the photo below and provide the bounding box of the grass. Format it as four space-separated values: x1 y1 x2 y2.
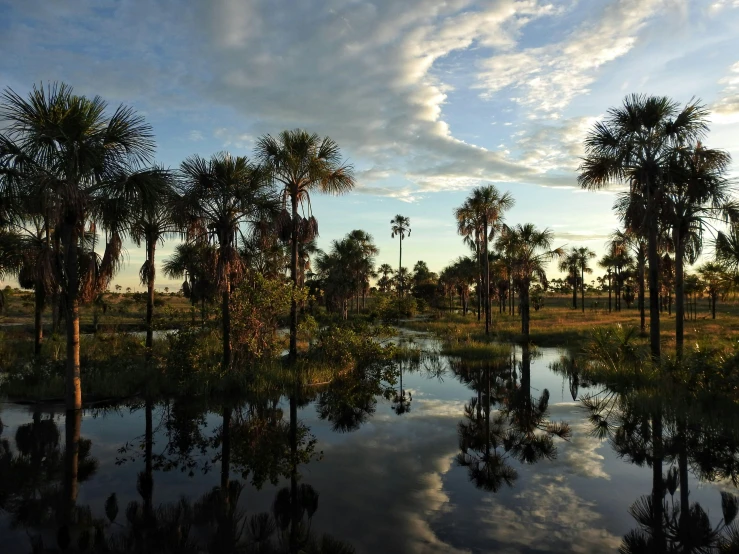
405 293 739 352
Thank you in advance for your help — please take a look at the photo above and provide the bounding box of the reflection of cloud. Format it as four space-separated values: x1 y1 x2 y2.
548 403 611 481
477 475 621 553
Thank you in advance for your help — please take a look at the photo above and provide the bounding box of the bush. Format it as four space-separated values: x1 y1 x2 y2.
375 295 417 321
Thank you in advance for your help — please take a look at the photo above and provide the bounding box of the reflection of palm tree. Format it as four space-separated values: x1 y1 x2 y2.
392 359 412 416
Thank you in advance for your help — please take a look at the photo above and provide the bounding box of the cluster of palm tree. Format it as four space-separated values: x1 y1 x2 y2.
310 230 378 319
580 94 738 359
451 186 563 339
0 83 355 410
558 246 596 313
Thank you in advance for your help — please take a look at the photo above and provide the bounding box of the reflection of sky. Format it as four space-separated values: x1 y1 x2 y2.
1 343 737 553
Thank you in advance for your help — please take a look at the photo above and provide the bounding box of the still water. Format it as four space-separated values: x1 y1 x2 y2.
1 330 736 553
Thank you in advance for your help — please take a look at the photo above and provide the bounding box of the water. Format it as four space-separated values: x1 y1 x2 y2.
0 331 736 553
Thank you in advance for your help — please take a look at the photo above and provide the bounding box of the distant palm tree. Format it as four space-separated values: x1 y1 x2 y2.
129 168 178 357
501 224 561 338
576 247 596 313
163 241 217 323
558 248 580 309
175 152 276 368
390 215 411 298
257 130 354 363
458 186 514 335
580 94 711 361
377 263 394 293
697 262 726 319
346 229 378 311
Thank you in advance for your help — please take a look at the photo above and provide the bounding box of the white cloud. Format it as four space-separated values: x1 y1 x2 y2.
475 0 664 116
188 130 204 141
712 61 739 124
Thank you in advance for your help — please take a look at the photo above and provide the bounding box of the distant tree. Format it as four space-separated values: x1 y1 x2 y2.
390 215 411 297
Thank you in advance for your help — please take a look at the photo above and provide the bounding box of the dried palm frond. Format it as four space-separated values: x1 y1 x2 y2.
97 232 123 292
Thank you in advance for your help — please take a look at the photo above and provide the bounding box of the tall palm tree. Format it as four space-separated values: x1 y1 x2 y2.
461 186 514 335
455 200 484 320
390 214 411 298
580 94 711 361
0 83 160 410
256 130 355 363
501 224 561 338
662 142 736 356
175 152 276 369
576 246 596 313
129 168 178 357
558 248 580 309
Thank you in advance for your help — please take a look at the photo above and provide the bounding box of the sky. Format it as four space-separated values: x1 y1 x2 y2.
1 0 738 290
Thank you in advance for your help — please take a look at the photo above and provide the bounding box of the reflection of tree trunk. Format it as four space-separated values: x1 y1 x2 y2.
64 409 82 525
143 399 154 519
652 411 665 554
289 394 299 554
521 344 531 419
677 417 689 545
221 407 231 512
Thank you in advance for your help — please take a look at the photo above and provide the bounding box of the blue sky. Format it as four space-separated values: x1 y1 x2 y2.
1 0 738 290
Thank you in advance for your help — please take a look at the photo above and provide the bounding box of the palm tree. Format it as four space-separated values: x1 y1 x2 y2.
163 241 217 324
697 262 726 319
256 130 355 363
609 227 647 329
129 168 178 357
501 224 561 338
558 248 580 309
390 215 411 298
716 223 739 273
455 200 484 320
580 94 711 361
0 229 23 314
459 186 514 335
598 252 615 313
175 152 276 368
662 142 736 355
0 83 160 410
346 229 378 312
377 263 394 293
576 246 596 313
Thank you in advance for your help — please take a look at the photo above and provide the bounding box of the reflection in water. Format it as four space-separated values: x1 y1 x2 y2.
580 376 739 553
454 345 571 492
3 335 739 552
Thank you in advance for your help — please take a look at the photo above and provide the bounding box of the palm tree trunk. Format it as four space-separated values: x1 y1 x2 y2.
222 279 231 369
674 231 685 358
572 271 577 309
289 196 299 363
647 204 661 360
52 233 61 334
581 267 585 313
477 243 482 321
146 238 156 357
62 223 82 411
608 272 612 312
398 235 403 299
34 287 44 356
521 283 530 338
638 248 646 333
712 292 717 319
484 218 490 335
